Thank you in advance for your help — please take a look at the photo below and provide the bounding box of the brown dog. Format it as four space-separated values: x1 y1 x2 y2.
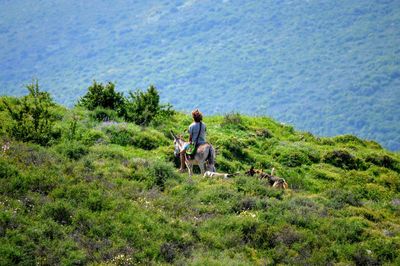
245 167 289 189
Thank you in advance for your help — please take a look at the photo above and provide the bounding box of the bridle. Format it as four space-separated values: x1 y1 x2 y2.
173 136 187 157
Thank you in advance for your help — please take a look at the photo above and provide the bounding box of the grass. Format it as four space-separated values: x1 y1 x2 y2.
0 97 399 265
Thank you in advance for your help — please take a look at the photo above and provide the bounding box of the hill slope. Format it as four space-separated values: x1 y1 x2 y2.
1 94 400 265
0 0 400 150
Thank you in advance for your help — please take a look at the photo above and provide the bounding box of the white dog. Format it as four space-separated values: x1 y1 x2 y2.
203 171 236 179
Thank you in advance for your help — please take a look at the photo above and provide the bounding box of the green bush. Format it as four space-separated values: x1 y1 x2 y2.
0 159 19 179
90 106 120 122
81 128 108 145
42 201 74 225
106 125 133 146
323 150 365 170
148 160 178 191
273 146 312 167
11 170 58 195
215 157 242 172
132 130 166 150
221 113 247 130
325 189 363 208
77 80 125 114
365 153 399 172
329 217 369 244
86 190 110 212
125 85 163 126
217 137 254 163
2 80 61 146
334 134 366 147
131 159 178 191
104 124 167 149
55 141 88 160
255 128 273 138
150 103 176 127
352 248 379 266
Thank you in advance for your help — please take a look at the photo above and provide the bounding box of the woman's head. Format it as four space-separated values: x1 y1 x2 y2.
192 109 203 122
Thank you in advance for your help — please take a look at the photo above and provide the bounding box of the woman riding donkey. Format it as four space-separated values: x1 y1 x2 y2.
179 109 207 172
172 109 216 176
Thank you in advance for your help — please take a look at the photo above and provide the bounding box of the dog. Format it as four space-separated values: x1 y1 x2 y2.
203 171 238 179
245 167 289 189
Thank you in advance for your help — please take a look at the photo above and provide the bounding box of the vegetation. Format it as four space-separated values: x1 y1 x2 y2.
1 80 61 146
78 81 174 126
0 88 399 265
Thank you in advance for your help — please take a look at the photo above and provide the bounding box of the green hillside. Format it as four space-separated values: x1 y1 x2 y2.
1 85 400 265
1 1 399 151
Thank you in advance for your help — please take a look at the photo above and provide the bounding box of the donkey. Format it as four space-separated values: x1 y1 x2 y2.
171 131 216 177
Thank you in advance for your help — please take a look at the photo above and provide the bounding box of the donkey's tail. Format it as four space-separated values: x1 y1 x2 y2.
208 145 216 172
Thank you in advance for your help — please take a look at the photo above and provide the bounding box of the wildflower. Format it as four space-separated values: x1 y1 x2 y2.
2 141 10 153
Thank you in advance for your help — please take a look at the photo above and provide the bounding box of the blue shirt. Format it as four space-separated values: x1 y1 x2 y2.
189 122 206 144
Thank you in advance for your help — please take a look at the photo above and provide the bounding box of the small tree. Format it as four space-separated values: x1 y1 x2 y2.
2 80 61 146
77 81 125 115
124 85 161 126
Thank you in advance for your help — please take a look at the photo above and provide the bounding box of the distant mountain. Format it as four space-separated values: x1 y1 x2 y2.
0 0 399 150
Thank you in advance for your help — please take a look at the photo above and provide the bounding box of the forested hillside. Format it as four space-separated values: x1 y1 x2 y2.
1 84 399 265
0 0 399 150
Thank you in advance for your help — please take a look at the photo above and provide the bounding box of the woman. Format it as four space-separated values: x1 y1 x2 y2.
178 109 207 172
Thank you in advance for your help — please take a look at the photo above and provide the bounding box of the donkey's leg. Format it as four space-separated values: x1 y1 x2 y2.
186 161 193 177
199 162 205 175
208 163 216 172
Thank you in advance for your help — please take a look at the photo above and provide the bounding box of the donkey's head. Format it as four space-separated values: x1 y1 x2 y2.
170 130 182 157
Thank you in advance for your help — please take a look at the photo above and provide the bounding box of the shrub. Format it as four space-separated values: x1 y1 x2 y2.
86 190 110 212
159 241 192 263
107 126 133 146
150 103 176 127
323 150 365 170
78 80 125 113
124 85 162 126
81 129 108 145
11 170 58 195
325 189 363 209
0 159 19 179
90 106 120 122
330 217 368 244
132 130 166 150
103 124 166 149
148 160 178 191
132 159 178 191
221 113 247 130
218 138 253 163
273 146 312 167
2 80 61 146
55 141 88 160
365 153 399 172
215 157 241 172
232 197 257 213
42 201 74 225
334 135 366 147
255 128 273 138
352 249 379 266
